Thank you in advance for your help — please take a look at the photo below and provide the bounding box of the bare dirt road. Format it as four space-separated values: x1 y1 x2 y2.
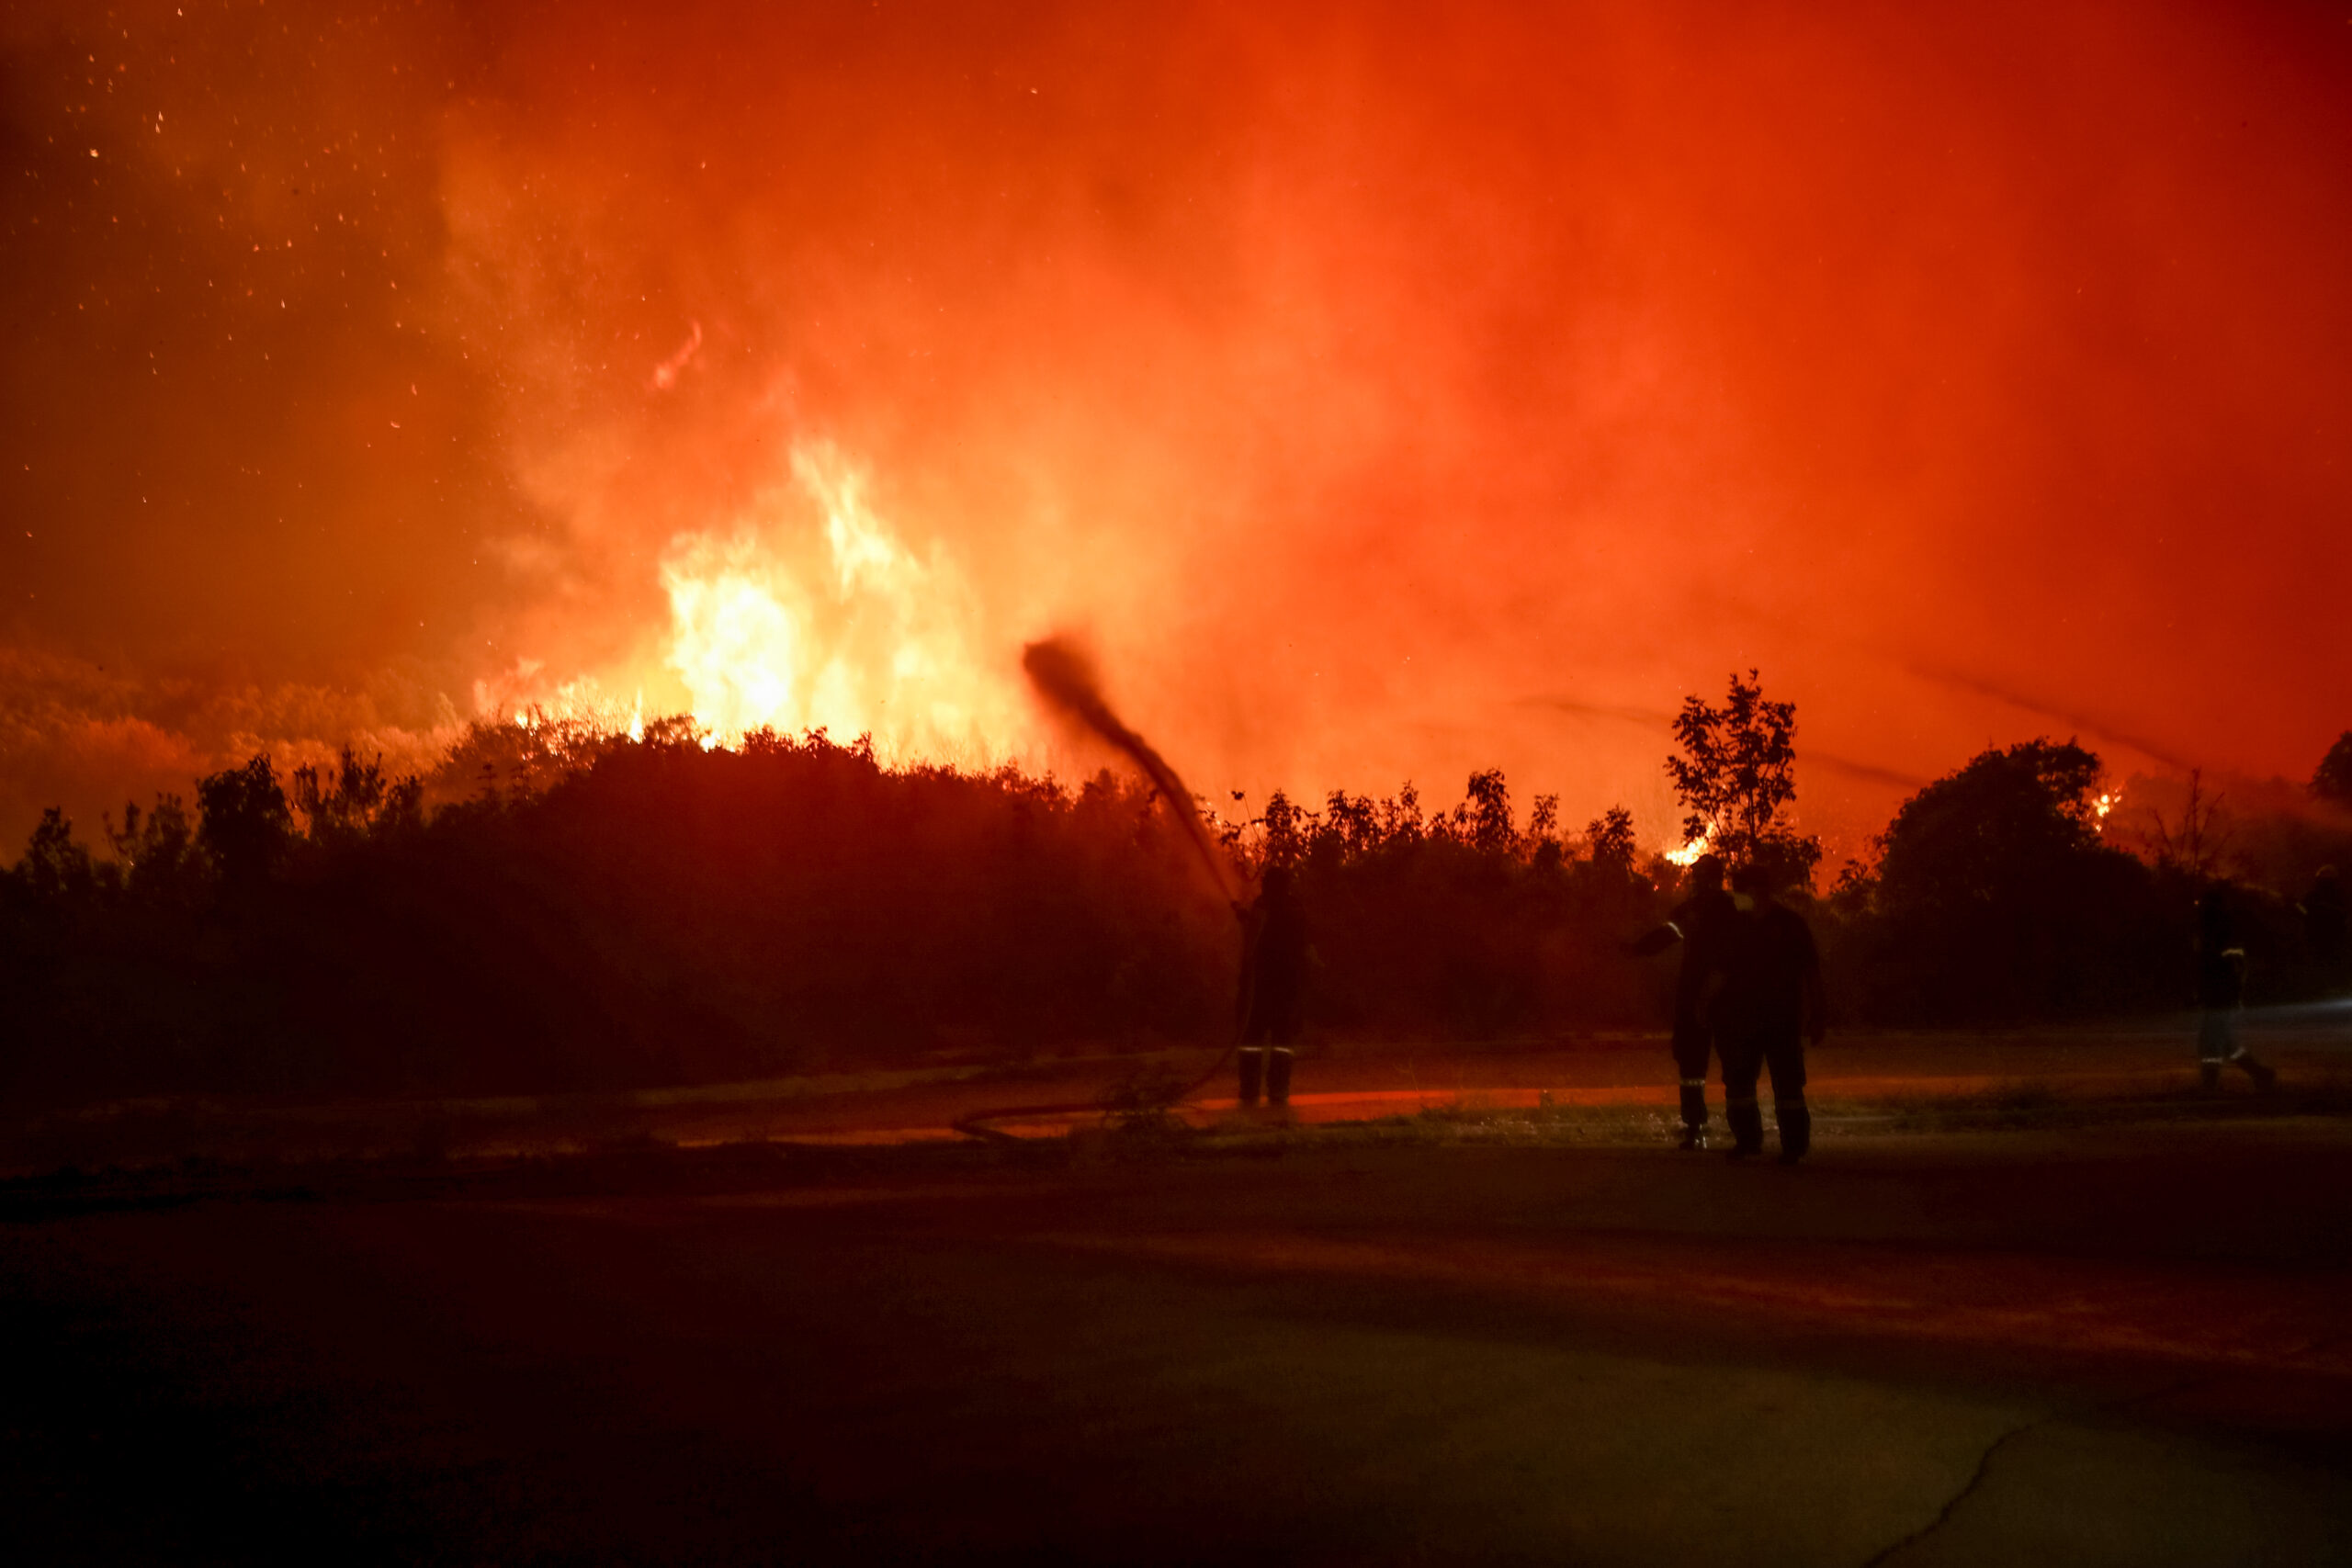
5 1109 2349 1564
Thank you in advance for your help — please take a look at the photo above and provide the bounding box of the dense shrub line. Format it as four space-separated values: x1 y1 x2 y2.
4 725 2347 1109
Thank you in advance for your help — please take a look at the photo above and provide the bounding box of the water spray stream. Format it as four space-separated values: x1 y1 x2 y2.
954 637 1252 1142
1020 636 1238 907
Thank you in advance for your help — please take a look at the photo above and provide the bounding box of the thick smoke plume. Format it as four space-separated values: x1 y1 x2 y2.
1023 636 1236 906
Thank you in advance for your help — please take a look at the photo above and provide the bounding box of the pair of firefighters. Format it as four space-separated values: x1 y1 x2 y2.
1236 856 1826 1141
1644 864 2293 1147
1629 854 1825 1163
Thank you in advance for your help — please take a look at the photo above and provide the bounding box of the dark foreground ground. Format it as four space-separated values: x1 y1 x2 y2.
6 1083 2351 1564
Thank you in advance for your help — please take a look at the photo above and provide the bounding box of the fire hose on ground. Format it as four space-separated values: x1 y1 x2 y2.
952 900 1257 1145
953 636 1265 1145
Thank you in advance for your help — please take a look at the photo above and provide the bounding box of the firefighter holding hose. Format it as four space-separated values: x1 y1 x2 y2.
1236 863 1311 1109
1624 852 1736 1149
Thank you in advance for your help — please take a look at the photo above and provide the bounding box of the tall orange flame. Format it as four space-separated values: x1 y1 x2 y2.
660 441 1023 759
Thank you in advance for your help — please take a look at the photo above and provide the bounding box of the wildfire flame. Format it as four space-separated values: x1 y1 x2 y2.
503 673 639 738
658 441 1023 758
1664 826 1715 867
475 442 1029 767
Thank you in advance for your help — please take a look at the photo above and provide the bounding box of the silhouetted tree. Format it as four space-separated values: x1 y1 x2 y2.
1586 805 1637 881
1261 787 1307 867
197 754 291 887
1527 794 1565 874
105 795 204 905
290 746 424 850
2140 768 2232 882
2312 731 2352 808
1666 670 1822 887
1860 739 2167 1019
19 808 95 903
1878 740 2104 904
1321 790 1382 859
1462 767 1514 854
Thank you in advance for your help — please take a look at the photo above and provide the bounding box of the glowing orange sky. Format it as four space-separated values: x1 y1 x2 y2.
6 0 2350 857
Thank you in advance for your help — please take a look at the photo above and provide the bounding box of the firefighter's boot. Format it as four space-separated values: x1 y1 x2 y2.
1677 1078 1709 1149
1237 1048 1266 1108
1775 1096 1812 1165
1724 1096 1765 1159
2238 1054 2278 1093
1266 1048 1295 1108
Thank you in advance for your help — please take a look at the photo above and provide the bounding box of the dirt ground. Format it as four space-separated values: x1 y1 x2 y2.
4 1033 2350 1564
13 1023 2349 1168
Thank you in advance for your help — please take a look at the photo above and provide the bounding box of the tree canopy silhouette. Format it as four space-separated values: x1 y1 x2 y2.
196 754 291 888
1849 739 2169 1020
2312 731 2352 808
1665 670 1822 888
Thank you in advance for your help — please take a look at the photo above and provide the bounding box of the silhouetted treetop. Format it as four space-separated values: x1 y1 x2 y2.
196 754 291 886
1873 738 2110 915
2313 731 2352 807
1665 670 1822 888
1586 806 1637 881
290 747 424 850
20 808 94 902
1843 738 2184 1021
105 794 202 905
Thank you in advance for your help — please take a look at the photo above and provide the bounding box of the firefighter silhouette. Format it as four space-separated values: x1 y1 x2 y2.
2197 886 2277 1092
1624 852 1736 1148
1714 863 1826 1164
2300 865 2347 997
1235 863 1310 1108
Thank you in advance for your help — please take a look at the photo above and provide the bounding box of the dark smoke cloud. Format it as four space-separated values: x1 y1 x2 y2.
5 0 2349 862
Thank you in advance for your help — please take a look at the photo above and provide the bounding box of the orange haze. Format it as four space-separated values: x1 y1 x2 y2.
6 1 2350 860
